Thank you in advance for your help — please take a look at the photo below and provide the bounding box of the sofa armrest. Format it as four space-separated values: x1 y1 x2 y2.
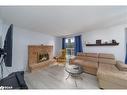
0 71 28 89
116 60 124 64
116 60 127 71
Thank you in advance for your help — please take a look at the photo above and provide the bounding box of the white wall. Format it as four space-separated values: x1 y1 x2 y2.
0 19 2 33
82 24 127 62
0 23 56 77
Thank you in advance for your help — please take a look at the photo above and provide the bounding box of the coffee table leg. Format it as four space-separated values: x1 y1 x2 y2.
74 77 77 87
66 73 70 80
80 76 83 80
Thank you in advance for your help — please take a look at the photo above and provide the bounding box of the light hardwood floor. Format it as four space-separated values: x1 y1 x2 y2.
24 64 99 89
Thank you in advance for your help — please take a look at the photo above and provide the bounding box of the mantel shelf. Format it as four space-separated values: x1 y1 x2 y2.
86 43 119 46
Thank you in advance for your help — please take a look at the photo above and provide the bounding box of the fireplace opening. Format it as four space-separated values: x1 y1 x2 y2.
37 52 49 63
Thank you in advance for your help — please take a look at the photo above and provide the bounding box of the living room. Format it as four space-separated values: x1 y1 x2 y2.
0 5 127 92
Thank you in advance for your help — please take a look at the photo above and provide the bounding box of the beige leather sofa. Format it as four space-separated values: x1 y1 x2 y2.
71 53 127 89
97 54 127 89
71 53 98 75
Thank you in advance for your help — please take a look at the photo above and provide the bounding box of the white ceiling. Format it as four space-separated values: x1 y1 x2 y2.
0 6 127 36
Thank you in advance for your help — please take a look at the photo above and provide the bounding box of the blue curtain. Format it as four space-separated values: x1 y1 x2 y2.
62 38 65 49
125 44 127 64
74 35 83 55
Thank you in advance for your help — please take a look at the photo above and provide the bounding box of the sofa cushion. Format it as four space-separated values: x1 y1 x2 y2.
116 61 127 71
77 52 86 56
75 56 86 60
86 53 98 58
73 59 98 69
73 59 85 64
99 53 115 59
99 58 116 65
82 61 98 69
84 56 98 62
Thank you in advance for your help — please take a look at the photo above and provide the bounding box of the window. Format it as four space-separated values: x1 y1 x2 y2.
65 37 75 56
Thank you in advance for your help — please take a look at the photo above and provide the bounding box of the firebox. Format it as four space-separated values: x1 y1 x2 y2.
37 52 49 63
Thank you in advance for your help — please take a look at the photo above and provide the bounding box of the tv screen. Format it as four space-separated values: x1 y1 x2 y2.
4 24 13 67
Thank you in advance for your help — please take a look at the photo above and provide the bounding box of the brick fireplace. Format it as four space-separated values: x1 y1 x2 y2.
28 45 55 72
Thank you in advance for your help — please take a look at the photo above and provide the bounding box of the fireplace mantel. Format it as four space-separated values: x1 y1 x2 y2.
28 45 54 72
